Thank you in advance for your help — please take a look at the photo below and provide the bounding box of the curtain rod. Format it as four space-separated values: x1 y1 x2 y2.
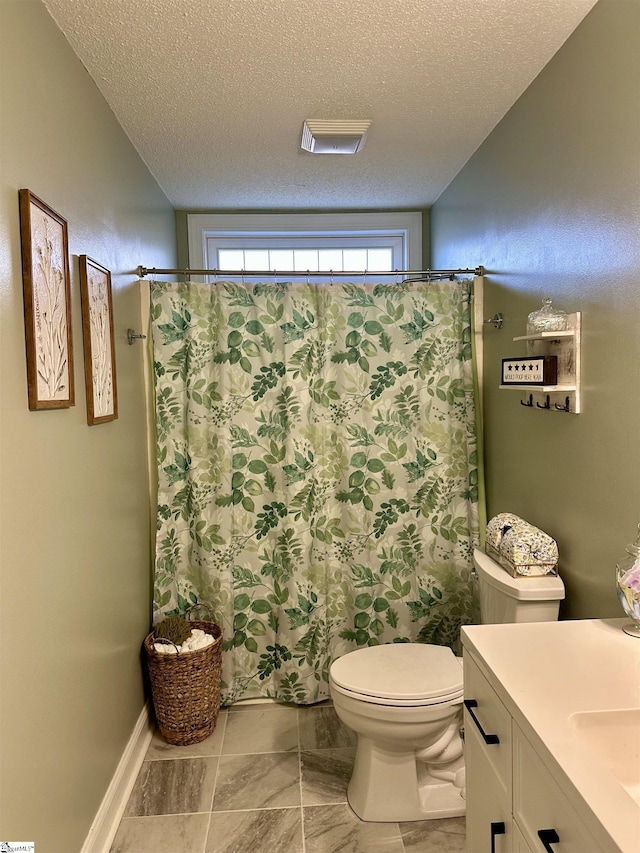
137 265 484 279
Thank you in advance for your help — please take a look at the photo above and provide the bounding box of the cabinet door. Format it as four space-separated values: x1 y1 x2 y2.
513 726 605 853
512 820 535 853
464 654 512 800
466 718 512 853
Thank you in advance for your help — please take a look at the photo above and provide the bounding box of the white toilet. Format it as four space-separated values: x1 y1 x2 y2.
328 548 565 822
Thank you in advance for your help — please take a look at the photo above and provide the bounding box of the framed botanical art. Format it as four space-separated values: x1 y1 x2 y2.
19 189 74 409
79 255 118 425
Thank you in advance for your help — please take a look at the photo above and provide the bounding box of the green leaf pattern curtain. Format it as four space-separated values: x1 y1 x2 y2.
151 279 479 705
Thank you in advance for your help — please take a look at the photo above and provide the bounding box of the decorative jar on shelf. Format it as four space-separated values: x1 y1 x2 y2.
616 524 640 638
526 297 569 334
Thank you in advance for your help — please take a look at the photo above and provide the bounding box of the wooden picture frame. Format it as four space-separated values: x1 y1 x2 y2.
79 255 118 425
19 189 74 409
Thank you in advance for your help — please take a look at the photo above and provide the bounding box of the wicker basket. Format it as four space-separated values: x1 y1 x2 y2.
143 620 223 746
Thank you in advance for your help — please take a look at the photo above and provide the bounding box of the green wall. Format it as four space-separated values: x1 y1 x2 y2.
431 0 640 619
174 207 430 269
0 2 176 849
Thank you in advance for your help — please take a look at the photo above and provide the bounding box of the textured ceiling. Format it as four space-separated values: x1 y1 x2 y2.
43 0 598 210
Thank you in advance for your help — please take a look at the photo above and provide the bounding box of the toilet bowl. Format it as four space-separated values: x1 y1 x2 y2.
329 547 565 822
329 642 466 822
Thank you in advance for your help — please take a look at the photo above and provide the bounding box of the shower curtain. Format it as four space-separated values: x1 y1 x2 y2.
151 278 480 704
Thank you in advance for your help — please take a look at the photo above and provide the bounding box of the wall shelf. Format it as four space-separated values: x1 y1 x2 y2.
512 329 575 342
500 384 576 392
501 312 581 413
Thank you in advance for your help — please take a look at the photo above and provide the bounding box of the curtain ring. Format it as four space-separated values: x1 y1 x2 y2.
330 269 334 286
306 269 310 285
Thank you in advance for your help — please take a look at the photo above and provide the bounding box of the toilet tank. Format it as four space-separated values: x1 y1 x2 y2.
473 548 565 624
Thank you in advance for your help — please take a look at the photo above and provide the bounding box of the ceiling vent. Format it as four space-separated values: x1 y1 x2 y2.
301 119 372 154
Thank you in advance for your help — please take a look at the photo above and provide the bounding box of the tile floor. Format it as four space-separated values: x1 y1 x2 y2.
110 701 466 853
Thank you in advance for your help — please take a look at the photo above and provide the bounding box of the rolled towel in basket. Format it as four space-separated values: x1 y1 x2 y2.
486 513 559 576
154 642 179 654
182 629 215 652
154 629 215 654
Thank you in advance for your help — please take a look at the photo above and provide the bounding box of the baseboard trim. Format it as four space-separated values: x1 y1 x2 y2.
81 700 154 853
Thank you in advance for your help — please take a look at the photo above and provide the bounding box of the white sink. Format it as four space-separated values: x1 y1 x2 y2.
570 708 640 806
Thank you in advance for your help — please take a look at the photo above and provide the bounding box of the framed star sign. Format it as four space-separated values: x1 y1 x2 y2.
501 355 557 385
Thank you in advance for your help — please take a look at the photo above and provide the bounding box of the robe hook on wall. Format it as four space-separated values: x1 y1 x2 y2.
127 328 147 345
536 395 551 410
555 397 571 413
520 395 571 412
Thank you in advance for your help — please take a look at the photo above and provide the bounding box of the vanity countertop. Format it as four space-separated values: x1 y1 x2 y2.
461 618 640 853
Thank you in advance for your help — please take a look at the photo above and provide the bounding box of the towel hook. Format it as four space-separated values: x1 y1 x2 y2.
520 394 533 407
554 396 571 412
536 395 551 410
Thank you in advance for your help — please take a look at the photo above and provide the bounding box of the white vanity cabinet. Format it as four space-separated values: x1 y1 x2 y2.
461 620 640 853
464 654 512 853
513 725 602 853
464 651 608 853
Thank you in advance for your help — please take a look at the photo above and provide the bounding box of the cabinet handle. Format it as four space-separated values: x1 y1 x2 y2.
464 699 500 744
537 828 560 851
490 820 506 853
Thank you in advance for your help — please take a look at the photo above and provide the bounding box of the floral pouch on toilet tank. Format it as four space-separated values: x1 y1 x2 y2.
486 513 559 576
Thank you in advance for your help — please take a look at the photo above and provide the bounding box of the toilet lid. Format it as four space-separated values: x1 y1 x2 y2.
330 643 463 703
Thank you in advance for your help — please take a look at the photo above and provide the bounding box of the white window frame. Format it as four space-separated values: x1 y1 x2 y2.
187 212 422 283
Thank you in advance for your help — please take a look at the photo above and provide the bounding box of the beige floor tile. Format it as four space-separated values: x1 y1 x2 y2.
222 706 298 754
399 815 466 852
109 813 209 853
304 803 405 853
213 753 301 811
205 807 303 853
124 757 218 816
110 701 468 852
300 748 355 805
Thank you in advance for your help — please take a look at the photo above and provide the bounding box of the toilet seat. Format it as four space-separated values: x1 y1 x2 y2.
330 643 463 707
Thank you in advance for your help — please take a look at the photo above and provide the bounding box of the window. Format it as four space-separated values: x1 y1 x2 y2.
187 212 422 283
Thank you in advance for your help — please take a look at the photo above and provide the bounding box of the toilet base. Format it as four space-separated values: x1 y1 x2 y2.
346 736 466 823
